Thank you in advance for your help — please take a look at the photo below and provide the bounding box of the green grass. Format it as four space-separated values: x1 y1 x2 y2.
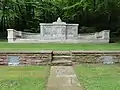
0 66 49 90
75 64 120 90
0 42 120 51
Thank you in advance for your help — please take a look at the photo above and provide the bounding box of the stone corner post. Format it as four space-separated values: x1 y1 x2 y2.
103 30 110 40
7 29 16 43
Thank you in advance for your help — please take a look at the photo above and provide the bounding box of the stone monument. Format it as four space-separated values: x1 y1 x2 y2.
40 17 78 40
7 17 110 43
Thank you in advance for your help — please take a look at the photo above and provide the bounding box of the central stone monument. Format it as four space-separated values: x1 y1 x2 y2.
40 17 78 40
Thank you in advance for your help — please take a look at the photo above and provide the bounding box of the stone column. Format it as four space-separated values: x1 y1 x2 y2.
7 29 16 43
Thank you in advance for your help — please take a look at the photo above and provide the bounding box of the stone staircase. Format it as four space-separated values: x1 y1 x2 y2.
51 51 72 66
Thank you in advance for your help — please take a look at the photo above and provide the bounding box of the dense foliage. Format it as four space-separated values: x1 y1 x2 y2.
0 0 120 39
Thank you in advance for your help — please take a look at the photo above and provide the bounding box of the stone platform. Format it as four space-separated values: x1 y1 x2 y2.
13 39 109 43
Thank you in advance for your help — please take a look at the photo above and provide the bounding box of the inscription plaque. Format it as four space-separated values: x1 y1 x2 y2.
98 56 114 64
8 56 20 66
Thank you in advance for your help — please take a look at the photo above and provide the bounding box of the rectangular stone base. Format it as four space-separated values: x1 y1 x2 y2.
10 39 109 43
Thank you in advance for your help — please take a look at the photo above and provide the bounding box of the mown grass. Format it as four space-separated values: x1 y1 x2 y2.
0 41 120 51
75 64 120 90
0 66 49 90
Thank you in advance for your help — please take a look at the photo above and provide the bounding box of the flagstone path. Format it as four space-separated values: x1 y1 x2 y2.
46 66 83 90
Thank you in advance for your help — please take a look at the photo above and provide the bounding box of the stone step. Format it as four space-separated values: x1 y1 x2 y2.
53 56 72 61
53 54 71 56
53 51 71 56
51 60 72 66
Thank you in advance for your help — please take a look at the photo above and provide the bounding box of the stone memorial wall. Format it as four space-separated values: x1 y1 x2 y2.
7 17 110 43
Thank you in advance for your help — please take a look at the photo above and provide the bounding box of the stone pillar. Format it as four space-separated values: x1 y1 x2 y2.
66 24 79 39
95 32 100 39
39 23 53 40
52 17 67 40
94 33 97 39
103 30 110 40
7 29 16 43
40 23 44 37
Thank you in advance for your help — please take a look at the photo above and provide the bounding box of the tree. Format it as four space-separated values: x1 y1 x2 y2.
0 0 120 38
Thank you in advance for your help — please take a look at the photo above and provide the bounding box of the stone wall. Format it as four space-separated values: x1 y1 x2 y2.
0 51 52 65
78 30 110 40
0 51 120 66
22 32 41 39
40 23 78 40
7 28 110 43
7 18 110 43
7 29 42 43
71 51 120 64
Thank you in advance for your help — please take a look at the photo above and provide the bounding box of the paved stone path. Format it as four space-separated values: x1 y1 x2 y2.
46 66 83 90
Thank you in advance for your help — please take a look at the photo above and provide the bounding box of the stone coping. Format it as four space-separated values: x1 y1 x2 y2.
39 23 79 26
0 50 119 54
53 51 71 53
71 50 120 54
0 50 52 54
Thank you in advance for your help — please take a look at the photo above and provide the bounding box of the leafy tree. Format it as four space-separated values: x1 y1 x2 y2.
0 0 120 39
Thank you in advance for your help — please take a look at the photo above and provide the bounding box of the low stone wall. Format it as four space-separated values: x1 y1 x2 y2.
71 51 120 63
0 51 52 65
0 51 120 66
22 32 41 39
7 29 110 43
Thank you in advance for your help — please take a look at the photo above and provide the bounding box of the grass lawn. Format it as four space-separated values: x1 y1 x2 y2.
0 41 120 51
75 64 120 90
0 66 49 90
